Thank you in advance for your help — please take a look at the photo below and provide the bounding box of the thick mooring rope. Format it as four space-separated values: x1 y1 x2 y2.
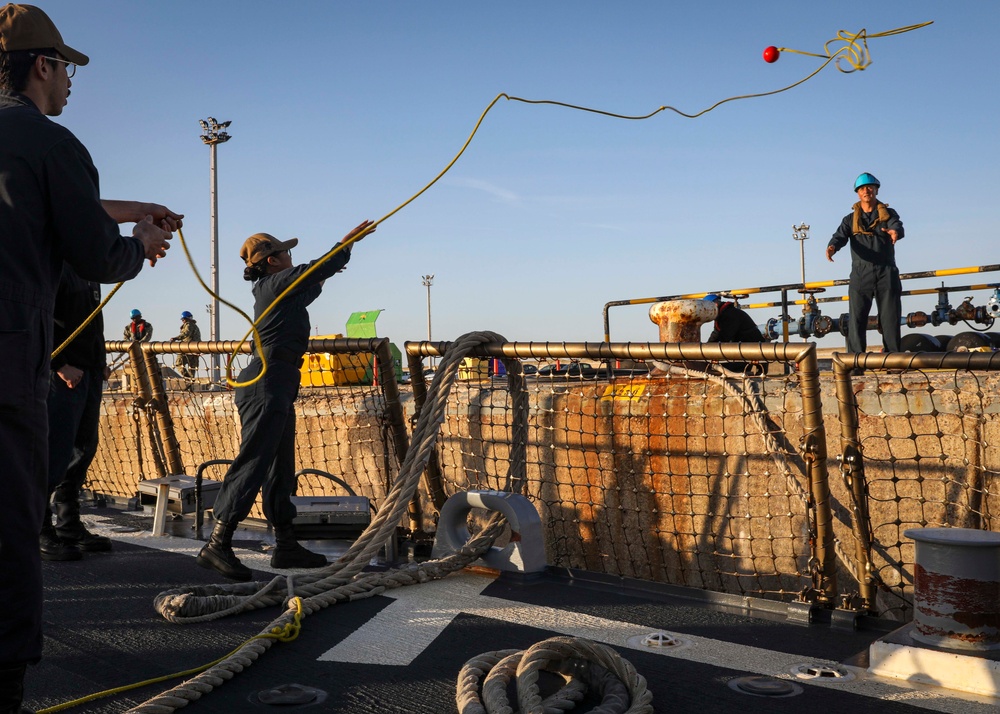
128 331 527 712
457 636 654 714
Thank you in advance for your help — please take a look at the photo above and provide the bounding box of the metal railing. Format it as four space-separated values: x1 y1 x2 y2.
82 335 1000 619
406 339 836 606
830 350 1000 617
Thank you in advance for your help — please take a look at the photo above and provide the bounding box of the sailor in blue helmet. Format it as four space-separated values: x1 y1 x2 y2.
170 310 201 378
703 295 764 344
123 308 153 342
197 220 374 581
826 173 905 354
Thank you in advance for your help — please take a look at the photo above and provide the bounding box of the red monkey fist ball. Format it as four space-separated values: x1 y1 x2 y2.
762 46 780 63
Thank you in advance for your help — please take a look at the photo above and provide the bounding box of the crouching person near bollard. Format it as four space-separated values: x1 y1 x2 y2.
197 221 374 581
702 294 765 374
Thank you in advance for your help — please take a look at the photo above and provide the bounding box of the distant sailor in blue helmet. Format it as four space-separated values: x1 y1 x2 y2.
170 310 201 378
197 220 374 581
702 295 764 344
826 173 905 354
123 308 153 342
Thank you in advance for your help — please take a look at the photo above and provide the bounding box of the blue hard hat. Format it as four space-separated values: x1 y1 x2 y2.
703 294 720 303
854 172 880 192
181 311 193 319
130 309 141 318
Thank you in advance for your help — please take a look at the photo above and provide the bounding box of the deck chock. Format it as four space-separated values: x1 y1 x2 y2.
432 490 546 574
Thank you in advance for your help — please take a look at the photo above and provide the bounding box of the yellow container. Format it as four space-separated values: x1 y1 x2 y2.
300 335 373 386
458 357 489 381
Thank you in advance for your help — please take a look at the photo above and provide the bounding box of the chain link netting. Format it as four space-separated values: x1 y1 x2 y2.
82 340 1000 618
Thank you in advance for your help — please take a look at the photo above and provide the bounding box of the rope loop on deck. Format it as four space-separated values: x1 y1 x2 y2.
457 636 653 714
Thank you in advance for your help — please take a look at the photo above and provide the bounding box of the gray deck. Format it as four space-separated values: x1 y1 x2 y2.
23 506 998 713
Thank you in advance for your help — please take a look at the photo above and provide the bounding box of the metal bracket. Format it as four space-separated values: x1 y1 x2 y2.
830 608 863 631
786 600 820 625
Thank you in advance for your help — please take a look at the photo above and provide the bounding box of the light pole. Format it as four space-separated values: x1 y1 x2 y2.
422 274 434 367
792 223 811 286
199 117 232 383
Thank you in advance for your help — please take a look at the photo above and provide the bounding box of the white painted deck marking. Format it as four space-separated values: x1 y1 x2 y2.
318 571 494 665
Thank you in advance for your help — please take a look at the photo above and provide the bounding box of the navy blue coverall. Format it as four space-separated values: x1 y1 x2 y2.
47 267 106 531
211 246 352 527
828 202 905 353
0 91 144 667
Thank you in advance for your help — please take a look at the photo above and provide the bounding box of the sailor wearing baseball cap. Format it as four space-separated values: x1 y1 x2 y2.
0 3 88 117
0 6 179 709
198 221 374 581
239 232 300 267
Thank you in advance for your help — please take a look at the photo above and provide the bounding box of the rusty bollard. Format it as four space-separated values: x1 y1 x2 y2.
905 527 1000 651
649 299 717 343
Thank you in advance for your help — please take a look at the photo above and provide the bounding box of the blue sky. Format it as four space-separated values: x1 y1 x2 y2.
37 1 1000 348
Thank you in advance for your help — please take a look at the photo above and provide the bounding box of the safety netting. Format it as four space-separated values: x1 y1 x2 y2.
89 341 403 521
415 356 814 602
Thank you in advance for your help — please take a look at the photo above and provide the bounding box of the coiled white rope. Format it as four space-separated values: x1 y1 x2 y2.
457 636 653 714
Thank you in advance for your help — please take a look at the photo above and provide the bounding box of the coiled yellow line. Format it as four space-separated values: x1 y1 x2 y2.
35 598 303 714
55 21 933 389
778 23 933 72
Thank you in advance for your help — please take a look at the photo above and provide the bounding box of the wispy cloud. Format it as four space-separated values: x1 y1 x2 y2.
448 177 520 204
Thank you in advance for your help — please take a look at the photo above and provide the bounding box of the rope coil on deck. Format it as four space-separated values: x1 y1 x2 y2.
457 636 653 714
128 331 530 712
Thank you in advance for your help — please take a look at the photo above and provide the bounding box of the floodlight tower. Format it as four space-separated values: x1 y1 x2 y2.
422 274 434 367
792 223 811 287
199 117 232 383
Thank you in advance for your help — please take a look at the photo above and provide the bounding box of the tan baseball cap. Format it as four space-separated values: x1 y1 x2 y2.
240 233 298 266
0 4 89 65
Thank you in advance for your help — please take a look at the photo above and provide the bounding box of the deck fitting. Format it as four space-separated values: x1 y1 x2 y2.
728 676 802 697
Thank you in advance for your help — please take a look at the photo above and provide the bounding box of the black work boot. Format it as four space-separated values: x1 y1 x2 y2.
0 662 33 714
196 521 252 581
39 523 81 562
53 500 111 552
271 524 327 569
